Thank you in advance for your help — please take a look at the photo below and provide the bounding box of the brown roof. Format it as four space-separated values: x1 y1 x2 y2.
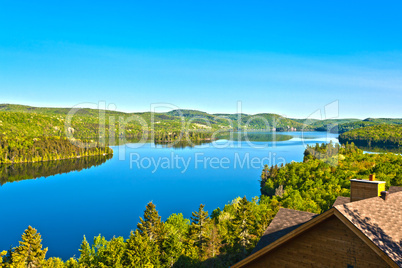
332 196 351 207
252 208 317 253
335 191 402 266
389 186 402 194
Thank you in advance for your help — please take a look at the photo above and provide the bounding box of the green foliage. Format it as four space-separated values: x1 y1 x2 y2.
0 135 113 164
10 226 48 268
0 250 6 265
78 234 124 268
261 142 402 214
44 257 65 268
161 214 190 266
3 103 402 267
64 258 79 268
339 124 402 150
78 236 92 267
137 202 166 244
122 230 160 267
1 104 401 163
189 204 210 258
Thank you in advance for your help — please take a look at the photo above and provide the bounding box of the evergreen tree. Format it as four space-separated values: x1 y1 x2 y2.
190 204 210 258
232 197 255 257
161 213 190 267
78 235 92 267
90 234 108 265
11 226 48 268
205 225 222 258
98 236 125 268
122 230 160 267
161 234 183 267
137 202 165 243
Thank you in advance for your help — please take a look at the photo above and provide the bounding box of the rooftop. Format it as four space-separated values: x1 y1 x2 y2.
252 208 317 253
335 191 402 266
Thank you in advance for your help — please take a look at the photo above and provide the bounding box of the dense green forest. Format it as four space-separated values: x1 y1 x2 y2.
2 143 402 267
2 104 402 143
0 136 112 164
261 142 402 213
339 124 402 150
0 154 112 186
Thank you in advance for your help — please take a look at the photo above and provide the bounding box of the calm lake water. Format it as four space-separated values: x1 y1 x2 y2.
0 131 338 259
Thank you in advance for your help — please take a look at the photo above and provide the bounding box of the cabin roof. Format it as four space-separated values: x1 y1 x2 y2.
334 191 402 266
332 196 351 207
235 190 402 268
252 208 317 253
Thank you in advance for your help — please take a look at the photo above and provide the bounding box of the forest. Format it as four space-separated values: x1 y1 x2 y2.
2 103 402 163
1 143 402 267
339 124 402 150
0 136 112 164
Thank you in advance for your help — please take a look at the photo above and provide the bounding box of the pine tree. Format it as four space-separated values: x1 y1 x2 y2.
190 204 210 258
122 230 160 267
161 234 183 267
161 213 190 267
232 197 255 257
78 235 92 267
137 202 165 243
98 236 125 268
205 225 222 258
11 226 48 268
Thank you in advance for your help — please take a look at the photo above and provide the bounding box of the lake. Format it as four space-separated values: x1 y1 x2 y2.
0 131 338 259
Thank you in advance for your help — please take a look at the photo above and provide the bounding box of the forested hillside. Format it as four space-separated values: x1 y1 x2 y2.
2 104 402 138
261 142 402 213
1 103 402 162
339 124 402 150
2 143 402 267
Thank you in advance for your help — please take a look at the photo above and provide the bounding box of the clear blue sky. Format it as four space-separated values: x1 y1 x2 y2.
1 1 402 118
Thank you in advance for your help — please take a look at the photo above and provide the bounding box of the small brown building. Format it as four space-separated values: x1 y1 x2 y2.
232 179 402 268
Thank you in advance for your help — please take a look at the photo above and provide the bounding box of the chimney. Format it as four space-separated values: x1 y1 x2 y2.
380 191 389 201
350 176 386 202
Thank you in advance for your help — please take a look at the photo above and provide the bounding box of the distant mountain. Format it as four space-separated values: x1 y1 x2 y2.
1 103 401 136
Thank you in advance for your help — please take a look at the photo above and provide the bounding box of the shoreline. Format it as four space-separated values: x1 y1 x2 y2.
0 152 113 165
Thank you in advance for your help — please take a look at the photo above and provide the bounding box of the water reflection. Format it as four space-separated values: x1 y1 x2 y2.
354 145 402 154
215 132 294 142
0 154 113 186
154 140 212 149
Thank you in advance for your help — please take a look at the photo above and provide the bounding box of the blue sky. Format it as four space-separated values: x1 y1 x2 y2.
0 1 402 118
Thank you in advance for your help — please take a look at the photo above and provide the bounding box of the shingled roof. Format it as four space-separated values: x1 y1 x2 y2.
252 208 317 253
332 196 351 207
335 191 402 266
242 190 402 267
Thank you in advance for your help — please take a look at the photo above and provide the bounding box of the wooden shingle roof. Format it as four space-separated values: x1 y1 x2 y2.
252 208 317 253
335 191 402 266
332 196 351 207
237 190 402 268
